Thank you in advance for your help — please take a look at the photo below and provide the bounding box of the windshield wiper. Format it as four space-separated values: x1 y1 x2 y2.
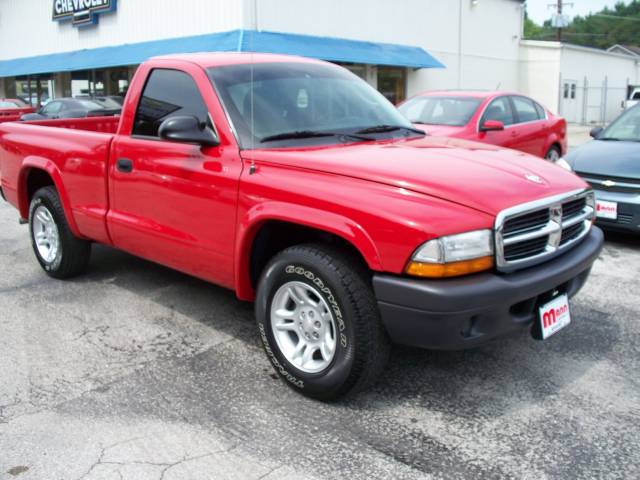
260 130 334 142
598 137 621 141
260 130 371 143
355 124 426 135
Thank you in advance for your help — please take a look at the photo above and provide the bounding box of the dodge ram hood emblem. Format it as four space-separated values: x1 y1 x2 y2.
525 173 545 185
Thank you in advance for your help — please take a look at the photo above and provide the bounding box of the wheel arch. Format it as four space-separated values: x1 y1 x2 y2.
18 158 82 237
235 202 382 301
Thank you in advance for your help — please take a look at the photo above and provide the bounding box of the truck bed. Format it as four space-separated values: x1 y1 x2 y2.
24 115 120 133
0 116 118 243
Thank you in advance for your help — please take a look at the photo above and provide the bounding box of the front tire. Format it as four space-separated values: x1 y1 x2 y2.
255 244 390 400
545 145 561 162
29 186 91 279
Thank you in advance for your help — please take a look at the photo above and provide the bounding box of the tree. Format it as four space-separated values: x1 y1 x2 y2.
523 1 640 49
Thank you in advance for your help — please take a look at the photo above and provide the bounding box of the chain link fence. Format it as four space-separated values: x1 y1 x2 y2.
559 76 631 125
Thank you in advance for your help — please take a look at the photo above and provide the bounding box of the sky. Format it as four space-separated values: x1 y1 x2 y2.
526 0 627 24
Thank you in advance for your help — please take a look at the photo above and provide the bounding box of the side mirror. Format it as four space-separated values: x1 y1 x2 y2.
590 126 603 139
159 115 219 147
480 119 505 132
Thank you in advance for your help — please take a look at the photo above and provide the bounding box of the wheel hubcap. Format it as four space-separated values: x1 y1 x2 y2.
32 206 60 263
270 281 337 374
546 149 560 162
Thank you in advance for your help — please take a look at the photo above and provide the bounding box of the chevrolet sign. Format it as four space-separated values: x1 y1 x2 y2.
53 0 117 27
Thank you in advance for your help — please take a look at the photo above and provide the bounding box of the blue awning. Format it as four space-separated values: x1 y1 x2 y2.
0 29 444 77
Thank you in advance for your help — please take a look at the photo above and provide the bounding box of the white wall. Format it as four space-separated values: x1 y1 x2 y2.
255 0 525 94
0 0 244 61
0 0 524 96
519 41 562 114
560 45 638 123
519 41 639 124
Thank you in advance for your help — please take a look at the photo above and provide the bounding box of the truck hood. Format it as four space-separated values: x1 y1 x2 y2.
412 124 466 137
243 136 588 216
567 140 640 180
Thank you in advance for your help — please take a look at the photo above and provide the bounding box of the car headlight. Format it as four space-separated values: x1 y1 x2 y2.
406 229 494 278
554 157 573 172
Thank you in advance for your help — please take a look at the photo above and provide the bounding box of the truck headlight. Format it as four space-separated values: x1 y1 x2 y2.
406 229 494 278
555 157 573 172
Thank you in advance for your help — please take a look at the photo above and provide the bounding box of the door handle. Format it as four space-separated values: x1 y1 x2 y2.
116 158 133 173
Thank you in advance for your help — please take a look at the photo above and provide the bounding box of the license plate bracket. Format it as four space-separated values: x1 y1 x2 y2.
532 293 571 340
596 200 618 220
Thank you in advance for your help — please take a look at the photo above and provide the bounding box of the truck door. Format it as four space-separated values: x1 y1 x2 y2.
107 65 242 289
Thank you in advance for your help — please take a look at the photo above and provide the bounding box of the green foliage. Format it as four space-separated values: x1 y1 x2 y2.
523 15 544 39
523 1 640 49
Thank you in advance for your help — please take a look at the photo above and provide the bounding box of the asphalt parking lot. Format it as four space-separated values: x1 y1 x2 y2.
1 199 639 479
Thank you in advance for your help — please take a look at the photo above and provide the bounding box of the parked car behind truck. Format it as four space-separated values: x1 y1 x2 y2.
0 98 34 123
399 91 567 161
0 54 603 399
564 104 640 233
20 97 120 121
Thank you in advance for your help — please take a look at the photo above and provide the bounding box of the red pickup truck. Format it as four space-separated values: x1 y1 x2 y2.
0 54 603 399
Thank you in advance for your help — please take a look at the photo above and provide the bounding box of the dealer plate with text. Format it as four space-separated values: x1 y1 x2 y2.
596 200 618 219
538 294 571 340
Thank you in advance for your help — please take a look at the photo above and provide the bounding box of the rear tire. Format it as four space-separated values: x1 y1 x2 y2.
29 186 91 279
545 145 561 162
255 244 390 400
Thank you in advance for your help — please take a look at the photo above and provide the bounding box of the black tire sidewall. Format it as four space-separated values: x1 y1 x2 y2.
29 191 64 273
256 253 357 398
546 145 561 161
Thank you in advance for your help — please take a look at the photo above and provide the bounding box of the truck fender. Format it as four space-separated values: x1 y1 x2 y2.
18 157 83 238
234 201 382 301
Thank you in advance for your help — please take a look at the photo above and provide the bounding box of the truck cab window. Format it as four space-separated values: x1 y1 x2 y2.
133 69 208 138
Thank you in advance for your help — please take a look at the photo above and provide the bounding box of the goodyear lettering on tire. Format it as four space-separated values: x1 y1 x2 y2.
285 265 348 348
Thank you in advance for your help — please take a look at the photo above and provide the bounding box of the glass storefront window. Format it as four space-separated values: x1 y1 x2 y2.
14 76 54 107
339 63 367 81
377 67 407 105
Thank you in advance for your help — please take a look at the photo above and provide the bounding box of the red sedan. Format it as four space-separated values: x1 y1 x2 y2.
398 91 567 161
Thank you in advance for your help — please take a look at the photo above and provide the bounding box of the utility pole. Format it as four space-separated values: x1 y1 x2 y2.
549 1 573 42
556 0 563 41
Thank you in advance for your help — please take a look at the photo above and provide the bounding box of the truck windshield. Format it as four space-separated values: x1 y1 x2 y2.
398 96 482 126
208 62 418 148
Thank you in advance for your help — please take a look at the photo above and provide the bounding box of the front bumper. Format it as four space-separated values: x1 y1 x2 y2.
373 227 604 350
593 189 640 233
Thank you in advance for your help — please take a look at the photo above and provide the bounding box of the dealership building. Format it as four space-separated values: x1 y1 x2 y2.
0 0 638 123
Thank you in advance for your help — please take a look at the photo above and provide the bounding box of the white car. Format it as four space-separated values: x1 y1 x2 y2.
625 87 640 109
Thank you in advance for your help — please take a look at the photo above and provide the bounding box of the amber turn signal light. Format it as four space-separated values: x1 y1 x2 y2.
405 256 494 278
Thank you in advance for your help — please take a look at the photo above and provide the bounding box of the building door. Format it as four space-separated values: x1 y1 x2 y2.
377 67 407 105
561 80 579 123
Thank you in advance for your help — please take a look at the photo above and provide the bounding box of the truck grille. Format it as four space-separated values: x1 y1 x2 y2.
495 189 595 272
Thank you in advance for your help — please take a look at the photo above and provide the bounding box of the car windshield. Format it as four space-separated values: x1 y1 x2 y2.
208 62 417 148
398 96 482 126
600 105 640 141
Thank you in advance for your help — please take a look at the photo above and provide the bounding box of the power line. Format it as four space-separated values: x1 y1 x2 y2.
593 13 640 22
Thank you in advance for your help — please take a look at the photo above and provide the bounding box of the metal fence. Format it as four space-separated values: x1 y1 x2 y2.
559 76 630 125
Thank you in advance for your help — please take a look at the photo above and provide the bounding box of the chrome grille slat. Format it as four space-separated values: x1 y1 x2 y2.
503 222 557 246
495 189 595 273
